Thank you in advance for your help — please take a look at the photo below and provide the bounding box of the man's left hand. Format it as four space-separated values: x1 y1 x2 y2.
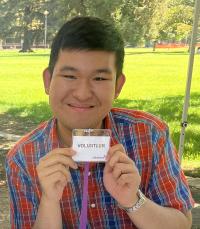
103 144 141 208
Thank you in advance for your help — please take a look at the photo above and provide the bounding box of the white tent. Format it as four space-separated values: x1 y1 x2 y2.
178 0 200 162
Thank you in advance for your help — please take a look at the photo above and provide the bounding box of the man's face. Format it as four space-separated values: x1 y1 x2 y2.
43 50 125 132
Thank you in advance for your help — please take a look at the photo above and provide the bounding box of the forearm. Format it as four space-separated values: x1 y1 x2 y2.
127 198 192 229
32 196 62 229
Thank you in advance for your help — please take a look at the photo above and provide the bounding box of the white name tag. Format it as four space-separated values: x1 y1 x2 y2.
72 129 111 162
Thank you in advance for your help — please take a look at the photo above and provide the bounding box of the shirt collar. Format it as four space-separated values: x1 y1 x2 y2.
47 117 60 150
104 110 121 146
50 109 121 148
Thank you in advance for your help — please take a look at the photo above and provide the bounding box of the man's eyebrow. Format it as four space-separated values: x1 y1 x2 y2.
94 68 112 74
59 66 112 74
59 66 78 72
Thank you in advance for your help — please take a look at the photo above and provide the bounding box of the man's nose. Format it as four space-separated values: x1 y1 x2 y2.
72 80 93 101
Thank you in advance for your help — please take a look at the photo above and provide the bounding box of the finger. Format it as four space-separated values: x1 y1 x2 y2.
41 148 76 161
117 173 135 186
44 171 69 186
39 163 71 180
112 163 134 180
109 151 132 168
39 154 78 170
106 144 125 160
104 161 113 174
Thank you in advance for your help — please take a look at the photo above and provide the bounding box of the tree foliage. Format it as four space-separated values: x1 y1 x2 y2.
0 0 197 51
158 0 194 42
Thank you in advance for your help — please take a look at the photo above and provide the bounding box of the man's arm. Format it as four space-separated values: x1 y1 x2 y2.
126 198 192 229
103 144 193 229
6 153 38 229
33 148 78 229
32 196 62 229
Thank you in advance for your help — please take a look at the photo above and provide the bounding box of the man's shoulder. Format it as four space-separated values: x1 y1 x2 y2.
6 119 54 161
111 107 168 132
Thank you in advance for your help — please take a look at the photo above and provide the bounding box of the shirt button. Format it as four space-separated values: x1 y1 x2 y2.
90 203 96 208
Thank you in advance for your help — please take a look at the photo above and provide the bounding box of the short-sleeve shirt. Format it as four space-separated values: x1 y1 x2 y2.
6 108 194 229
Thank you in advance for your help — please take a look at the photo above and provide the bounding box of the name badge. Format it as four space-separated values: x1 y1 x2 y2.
72 129 111 162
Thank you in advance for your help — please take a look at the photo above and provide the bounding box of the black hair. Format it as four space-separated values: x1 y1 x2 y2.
48 16 124 78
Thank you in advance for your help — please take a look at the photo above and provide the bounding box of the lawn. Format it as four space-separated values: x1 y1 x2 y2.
0 48 199 167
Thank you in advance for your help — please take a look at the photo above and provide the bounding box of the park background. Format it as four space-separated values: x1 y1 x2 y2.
0 0 200 228
0 0 200 170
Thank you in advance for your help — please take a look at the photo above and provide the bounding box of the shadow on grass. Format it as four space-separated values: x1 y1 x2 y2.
0 102 52 135
114 92 200 124
172 129 200 159
125 51 189 56
184 167 200 178
0 93 199 157
113 92 200 159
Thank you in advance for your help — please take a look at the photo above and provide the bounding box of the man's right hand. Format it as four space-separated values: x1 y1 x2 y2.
36 148 78 202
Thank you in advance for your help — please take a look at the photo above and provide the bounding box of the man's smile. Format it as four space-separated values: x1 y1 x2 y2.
68 103 95 112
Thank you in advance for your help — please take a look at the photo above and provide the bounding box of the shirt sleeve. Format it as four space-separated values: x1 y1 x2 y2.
146 126 195 213
6 148 39 229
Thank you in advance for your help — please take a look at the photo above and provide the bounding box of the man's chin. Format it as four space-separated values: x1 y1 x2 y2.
64 120 103 131
56 115 105 131
70 124 100 130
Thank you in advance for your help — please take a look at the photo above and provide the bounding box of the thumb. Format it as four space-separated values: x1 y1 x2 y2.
103 162 112 174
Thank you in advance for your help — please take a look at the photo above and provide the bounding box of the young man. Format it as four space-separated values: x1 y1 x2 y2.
6 16 194 229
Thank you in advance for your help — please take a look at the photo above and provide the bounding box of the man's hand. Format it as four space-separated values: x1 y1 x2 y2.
103 144 141 208
36 148 78 202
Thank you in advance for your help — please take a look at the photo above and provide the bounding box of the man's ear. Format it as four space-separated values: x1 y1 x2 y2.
43 68 51 95
114 74 126 99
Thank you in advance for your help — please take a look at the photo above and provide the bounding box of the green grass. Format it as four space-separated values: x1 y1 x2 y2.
182 159 200 177
0 50 49 112
0 48 199 163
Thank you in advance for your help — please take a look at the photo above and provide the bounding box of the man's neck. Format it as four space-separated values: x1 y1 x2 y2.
56 121 72 148
56 119 105 148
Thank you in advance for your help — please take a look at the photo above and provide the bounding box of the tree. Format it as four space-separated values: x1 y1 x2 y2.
0 0 50 51
112 0 169 46
0 0 196 49
47 0 145 45
158 0 194 43
143 0 169 48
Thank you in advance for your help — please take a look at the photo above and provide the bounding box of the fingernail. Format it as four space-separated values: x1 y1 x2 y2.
71 149 77 155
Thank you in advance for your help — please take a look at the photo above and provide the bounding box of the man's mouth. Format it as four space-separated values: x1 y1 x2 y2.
68 104 94 111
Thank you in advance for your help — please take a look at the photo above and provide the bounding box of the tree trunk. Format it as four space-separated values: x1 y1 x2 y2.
153 40 157 51
19 29 33 52
19 5 33 52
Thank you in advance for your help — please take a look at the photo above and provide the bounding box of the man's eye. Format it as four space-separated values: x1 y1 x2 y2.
63 75 76 79
95 77 107 81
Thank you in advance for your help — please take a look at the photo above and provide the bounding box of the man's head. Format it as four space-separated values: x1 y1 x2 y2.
48 16 124 79
43 16 126 145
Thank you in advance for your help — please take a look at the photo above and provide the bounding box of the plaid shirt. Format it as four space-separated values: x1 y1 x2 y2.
6 108 194 229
